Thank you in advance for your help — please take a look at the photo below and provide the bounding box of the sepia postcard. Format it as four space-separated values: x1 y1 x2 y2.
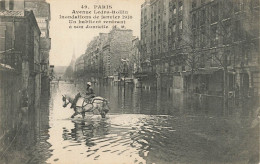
0 0 259 163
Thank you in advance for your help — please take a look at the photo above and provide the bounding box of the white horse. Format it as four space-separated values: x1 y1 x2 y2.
62 93 110 118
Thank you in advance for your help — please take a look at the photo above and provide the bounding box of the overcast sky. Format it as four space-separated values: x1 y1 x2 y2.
46 0 144 66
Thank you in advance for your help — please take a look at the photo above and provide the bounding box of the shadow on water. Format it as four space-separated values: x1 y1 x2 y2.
0 87 54 164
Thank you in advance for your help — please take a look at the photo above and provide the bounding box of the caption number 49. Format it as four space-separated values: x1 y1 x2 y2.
81 5 88 9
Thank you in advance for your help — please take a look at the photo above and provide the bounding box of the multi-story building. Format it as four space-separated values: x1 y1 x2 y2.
24 0 51 93
189 0 260 98
140 0 259 100
140 0 152 73
0 7 41 134
75 55 84 78
140 0 191 89
130 37 141 77
104 26 133 80
80 26 133 84
83 36 99 82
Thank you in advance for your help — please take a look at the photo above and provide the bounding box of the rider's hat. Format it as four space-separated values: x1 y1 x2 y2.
87 82 91 86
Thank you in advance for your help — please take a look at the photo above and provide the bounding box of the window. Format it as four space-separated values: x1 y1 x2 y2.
234 1 243 12
179 20 183 30
192 1 196 8
200 26 206 47
200 9 206 25
173 24 176 32
223 20 231 45
199 54 205 68
211 3 218 23
234 20 242 41
182 66 185 71
223 0 232 18
226 51 232 66
9 0 14 10
192 30 197 48
0 0 5 10
192 13 196 29
179 2 183 11
173 5 176 14
210 24 218 47
210 52 218 67
0 26 6 51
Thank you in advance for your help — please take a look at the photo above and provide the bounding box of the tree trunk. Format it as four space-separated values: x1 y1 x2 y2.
223 54 229 116
190 70 194 111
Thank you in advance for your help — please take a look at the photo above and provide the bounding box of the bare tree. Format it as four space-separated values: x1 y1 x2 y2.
179 0 259 115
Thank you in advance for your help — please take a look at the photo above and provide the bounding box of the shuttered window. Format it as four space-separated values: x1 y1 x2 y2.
0 26 6 51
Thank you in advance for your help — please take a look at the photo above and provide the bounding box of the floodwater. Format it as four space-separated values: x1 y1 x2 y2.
0 81 259 164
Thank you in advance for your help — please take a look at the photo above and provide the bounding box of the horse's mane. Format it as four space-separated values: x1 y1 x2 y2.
63 94 75 102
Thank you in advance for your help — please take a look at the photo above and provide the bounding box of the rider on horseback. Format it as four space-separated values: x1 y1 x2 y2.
70 82 95 108
85 82 95 103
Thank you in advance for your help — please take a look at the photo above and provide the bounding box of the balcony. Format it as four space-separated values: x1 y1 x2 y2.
0 50 22 72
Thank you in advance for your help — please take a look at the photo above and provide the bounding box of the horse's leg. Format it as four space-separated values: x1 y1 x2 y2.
82 112 85 119
71 112 77 118
71 107 79 118
100 108 106 118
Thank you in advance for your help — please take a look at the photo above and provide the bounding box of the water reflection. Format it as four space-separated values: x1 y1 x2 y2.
0 82 259 164
0 88 52 164
60 113 259 164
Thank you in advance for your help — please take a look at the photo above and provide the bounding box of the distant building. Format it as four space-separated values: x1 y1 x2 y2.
53 66 67 80
140 0 152 73
130 37 141 77
104 27 133 80
77 26 134 84
75 55 84 78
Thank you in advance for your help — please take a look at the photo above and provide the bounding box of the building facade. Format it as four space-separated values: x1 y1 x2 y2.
76 27 134 84
24 0 51 93
139 0 260 112
188 0 260 98
0 9 41 137
140 0 191 89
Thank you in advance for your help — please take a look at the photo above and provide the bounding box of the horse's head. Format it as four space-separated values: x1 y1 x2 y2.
62 95 69 108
